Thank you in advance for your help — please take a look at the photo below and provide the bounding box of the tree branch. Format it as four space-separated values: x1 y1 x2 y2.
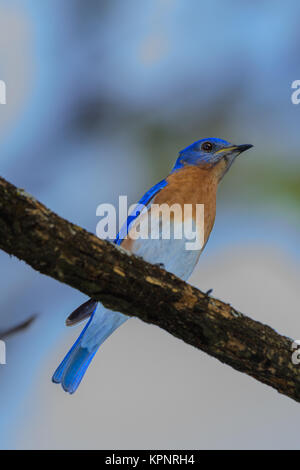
0 176 298 402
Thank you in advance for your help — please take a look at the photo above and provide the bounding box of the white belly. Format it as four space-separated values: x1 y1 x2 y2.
126 214 202 281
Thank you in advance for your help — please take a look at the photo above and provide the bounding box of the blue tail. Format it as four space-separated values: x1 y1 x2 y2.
52 305 128 394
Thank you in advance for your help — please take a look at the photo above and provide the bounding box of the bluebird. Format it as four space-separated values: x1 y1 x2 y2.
52 138 252 393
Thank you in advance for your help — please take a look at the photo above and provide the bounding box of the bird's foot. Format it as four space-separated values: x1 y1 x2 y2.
155 262 165 269
205 288 213 297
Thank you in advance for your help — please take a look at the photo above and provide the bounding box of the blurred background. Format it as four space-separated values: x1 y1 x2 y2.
0 0 299 450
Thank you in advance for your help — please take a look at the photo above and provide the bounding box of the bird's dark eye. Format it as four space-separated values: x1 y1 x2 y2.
201 141 213 152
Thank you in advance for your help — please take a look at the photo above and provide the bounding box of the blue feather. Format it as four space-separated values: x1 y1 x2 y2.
52 310 96 386
114 178 167 245
52 309 127 393
61 348 97 394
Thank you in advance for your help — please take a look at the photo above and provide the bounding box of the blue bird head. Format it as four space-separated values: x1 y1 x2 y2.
173 138 253 175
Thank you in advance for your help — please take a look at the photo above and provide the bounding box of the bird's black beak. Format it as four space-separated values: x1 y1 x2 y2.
236 144 253 153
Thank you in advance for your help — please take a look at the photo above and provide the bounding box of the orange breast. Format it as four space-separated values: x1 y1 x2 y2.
122 162 221 252
153 164 219 246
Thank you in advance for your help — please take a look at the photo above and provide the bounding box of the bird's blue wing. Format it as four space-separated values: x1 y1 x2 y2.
114 178 168 245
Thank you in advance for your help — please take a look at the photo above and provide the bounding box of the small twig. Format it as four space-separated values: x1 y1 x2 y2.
0 314 37 340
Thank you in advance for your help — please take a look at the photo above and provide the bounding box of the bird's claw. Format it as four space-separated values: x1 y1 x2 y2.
155 262 165 269
205 288 213 297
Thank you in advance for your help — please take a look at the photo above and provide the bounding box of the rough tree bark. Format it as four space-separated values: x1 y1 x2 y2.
0 175 299 402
